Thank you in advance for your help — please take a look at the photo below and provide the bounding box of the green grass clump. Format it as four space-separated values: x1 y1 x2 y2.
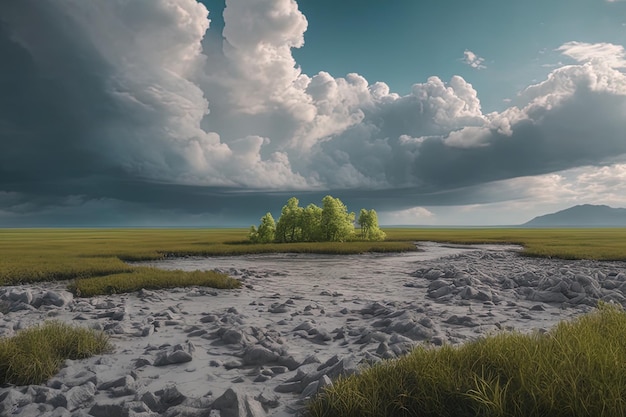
68 267 241 297
307 303 626 417
0 321 113 386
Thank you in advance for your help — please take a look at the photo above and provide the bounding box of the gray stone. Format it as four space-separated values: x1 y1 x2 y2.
212 388 265 417
428 285 453 299
324 355 359 380
318 375 333 391
444 315 478 327
32 386 67 409
89 403 127 417
300 381 319 399
268 303 288 313
200 314 218 323
63 370 98 388
42 290 73 307
141 392 162 413
65 382 95 411
405 324 433 341
7 290 33 305
156 385 186 409
312 329 332 343
255 391 280 409
153 345 193 366
41 407 71 417
274 381 303 393
98 375 134 391
242 346 279 366
221 329 245 344
14 403 54 416
529 290 569 304
293 321 314 332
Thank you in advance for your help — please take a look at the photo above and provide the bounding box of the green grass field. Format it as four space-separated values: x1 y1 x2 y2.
1 228 625 294
384 228 626 260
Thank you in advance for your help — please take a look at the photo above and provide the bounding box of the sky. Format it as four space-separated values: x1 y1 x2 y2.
1 0 626 227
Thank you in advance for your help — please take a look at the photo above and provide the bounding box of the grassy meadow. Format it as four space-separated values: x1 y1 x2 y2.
384 228 626 261
1 227 625 294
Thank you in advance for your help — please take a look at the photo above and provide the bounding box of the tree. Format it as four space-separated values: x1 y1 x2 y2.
300 204 323 242
248 195 385 244
275 197 303 242
320 195 355 242
248 225 259 243
358 209 386 241
256 212 276 243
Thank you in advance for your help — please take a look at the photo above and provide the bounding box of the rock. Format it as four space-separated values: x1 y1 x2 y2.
13 403 54 416
0 389 32 414
6 289 33 305
42 290 73 307
427 284 453 299
312 329 332 343
293 321 314 332
268 303 288 313
242 346 279 366
300 381 319 399
221 329 245 345
255 391 280 409
529 290 569 304
359 302 391 317
153 343 194 366
33 386 67 409
63 370 98 388
98 375 134 391
200 314 218 323
274 381 302 394
65 382 95 411
317 375 333 391
212 388 265 417
41 407 72 417
141 391 162 413
88 403 127 417
156 385 186 409
324 355 359 380
444 315 479 327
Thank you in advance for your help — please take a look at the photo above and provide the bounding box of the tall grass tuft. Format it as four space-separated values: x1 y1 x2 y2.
307 303 626 417
0 321 113 385
68 267 241 297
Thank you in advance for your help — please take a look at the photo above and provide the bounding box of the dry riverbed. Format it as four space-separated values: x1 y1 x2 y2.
1 242 624 417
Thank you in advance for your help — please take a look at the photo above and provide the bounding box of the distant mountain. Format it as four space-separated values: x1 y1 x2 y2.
523 204 626 227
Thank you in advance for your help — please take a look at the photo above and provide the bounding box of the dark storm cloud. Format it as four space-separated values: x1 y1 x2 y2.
1 0 626 226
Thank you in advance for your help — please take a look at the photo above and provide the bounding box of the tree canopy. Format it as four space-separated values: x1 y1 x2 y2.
249 195 385 243
357 209 386 241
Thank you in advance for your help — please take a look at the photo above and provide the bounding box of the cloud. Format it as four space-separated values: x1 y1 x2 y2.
462 50 487 69
1 2 626 225
381 207 435 225
557 41 626 69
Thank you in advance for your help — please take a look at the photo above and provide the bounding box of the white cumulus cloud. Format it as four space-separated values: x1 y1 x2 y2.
557 41 626 69
462 49 487 69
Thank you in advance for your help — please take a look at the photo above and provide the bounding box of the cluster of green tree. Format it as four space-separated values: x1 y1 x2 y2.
249 195 386 243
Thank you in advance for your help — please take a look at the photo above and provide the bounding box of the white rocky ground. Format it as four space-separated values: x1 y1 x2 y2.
1 243 625 417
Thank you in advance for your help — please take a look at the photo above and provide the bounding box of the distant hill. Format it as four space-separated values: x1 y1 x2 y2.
523 204 626 227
